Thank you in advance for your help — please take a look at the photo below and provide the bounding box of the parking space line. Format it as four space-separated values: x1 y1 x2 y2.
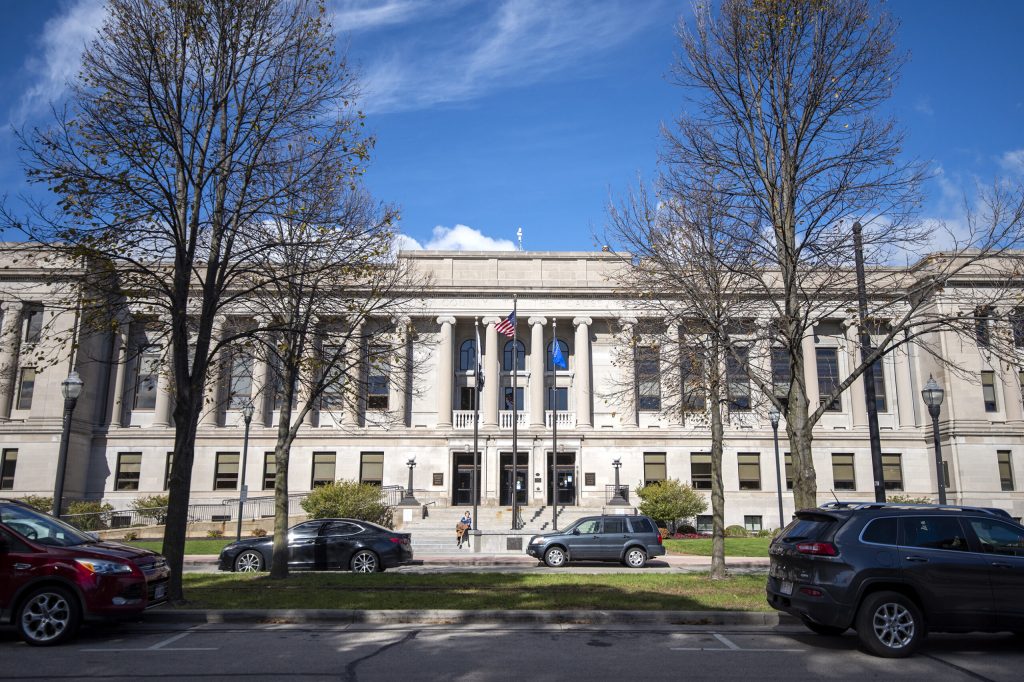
147 631 192 650
80 625 219 653
670 632 805 653
713 633 741 650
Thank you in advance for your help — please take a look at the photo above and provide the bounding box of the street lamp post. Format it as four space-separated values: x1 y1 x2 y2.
921 375 947 504
53 371 84 518
399 458 419 506
608 457 628 506
768 406 785 530
235 401 255 541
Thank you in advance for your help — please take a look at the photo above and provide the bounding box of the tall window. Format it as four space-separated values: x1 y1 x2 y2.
227 353 253 408
771 348 791 399
0 449 16 490
681 353 705 411
784 453 793 490
503 340 525 371
263 452 276 490
726 347 751 411
816 348 841 411
360 452 384 486
643 453 666 486
975 305 993 346
545 339 569 371
459 339 477 371
696 515 712 534
214 452 240 490
16 368 35 411
869 360 887 412
134 348 161 409
637 346 661 411
320 345 344 409
459 386 478 410
998 451 1014 491
882 453 903 491
831 453 856 491
738 453 761 490
744 516 763 533
546 386 568 410
115 453 142 491
311 452 336 487
690 453 711 490
23 306 43 344
503 386 524 410
367 346 389 410
164 453 173 490
1013 308 1024 348
982 371 998 412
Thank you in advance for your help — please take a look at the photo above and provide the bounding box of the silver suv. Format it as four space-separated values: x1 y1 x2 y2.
526 514 665 568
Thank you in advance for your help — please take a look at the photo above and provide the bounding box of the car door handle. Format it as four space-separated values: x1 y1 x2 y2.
904 556 929 563
992 562 1013 569
14 563 31 570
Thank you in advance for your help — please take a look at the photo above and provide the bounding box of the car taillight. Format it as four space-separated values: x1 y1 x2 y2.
389 537 401 544
795 541 838 556
656 534 663 545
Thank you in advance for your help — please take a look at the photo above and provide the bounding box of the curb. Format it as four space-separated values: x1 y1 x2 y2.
146 608 795 627
183 555 772 569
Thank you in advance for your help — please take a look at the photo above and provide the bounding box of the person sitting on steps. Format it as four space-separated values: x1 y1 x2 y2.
456 510 472 548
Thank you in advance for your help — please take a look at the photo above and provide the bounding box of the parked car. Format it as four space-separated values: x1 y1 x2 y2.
0 499 170 646
218 518 413 573
766 502 1024 658
526 514 665 568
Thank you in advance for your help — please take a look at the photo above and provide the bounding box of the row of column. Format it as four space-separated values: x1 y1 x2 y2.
435 315 593 429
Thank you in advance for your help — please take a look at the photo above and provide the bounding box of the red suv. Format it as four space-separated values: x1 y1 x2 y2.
0 499 170 646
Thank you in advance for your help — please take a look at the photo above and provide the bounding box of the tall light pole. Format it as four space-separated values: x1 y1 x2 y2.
235 401 255 541
768 406 785 530
921 375 947 504
399 457 419 506
609 457 628 505
53 371 84 518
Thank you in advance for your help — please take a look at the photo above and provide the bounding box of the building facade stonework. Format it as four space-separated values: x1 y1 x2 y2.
0 249 1022 528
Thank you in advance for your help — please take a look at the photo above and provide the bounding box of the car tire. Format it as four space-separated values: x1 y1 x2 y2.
800 617 847 636
855 591 923 658
544 546 567 568
623 547 647 568
234 550 264 573
351 550 379 573
16 585 82 646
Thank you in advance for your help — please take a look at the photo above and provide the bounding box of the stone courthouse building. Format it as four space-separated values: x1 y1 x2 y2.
1 248 1023 528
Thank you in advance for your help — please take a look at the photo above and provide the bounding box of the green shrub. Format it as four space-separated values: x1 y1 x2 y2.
130 494 170 524
888 494 932 504
17 495 53 512
64 500 115 530
677 523 697 535
122 531 139 541
207 529 224 538
756 528 774 538
725 524 748 537
635 479 708 531
250 528 268 537
300 480 393 528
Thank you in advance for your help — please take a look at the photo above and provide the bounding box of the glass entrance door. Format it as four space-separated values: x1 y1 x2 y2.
499 452 528 505
546 452 577 506
452 453 480 505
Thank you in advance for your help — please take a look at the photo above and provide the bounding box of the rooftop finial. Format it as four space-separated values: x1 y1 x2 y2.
516 226 523 251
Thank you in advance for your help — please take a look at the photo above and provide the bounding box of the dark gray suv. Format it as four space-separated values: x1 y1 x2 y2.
526 515 665 568
767 502 1024 658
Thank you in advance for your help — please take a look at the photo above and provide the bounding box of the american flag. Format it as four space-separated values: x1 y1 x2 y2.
495 310 516 337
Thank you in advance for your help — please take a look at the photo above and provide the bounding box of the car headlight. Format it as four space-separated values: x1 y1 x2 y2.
75 558 133 575
530 537 545 545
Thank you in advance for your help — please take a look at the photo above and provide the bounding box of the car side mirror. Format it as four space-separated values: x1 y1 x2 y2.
572 529 580 535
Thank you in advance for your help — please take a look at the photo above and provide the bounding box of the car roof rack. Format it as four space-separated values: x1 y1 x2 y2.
818 501 1011 518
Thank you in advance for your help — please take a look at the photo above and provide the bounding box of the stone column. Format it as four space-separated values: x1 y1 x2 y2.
1001 361 1024 423
302 318 324 427
574 317 593 427
801 333 819 413
436 316 455 428
621 317 638 427
529 317 547 427
200 315 226 427
152 343 173 428
483 317 500 427
0 302 23 421
108 326 129 428
391 317 411 427
846 324 867 427
894 346 917 428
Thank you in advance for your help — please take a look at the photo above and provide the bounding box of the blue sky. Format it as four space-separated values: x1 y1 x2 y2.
0 0 1021 252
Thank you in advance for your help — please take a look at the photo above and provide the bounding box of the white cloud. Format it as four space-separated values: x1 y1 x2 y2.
396 224 517 251
999 149 1024 176
14 0 106 122
329 0 465 33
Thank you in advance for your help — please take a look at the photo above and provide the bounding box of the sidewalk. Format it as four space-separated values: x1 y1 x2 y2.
185 553 771 569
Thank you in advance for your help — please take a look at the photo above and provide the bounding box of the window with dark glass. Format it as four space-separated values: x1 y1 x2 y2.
502 386 524 411
690 453 711 490
816 348 841 411
943 460 952 488
771 348 791 399
603 517 627 534
862 517 897 545
681 353 705 411
982 371 998 412
134 349 160 409
967 518 1024 557
459 339 477 372
882 453 903 491
831 453 856 491
164 453 173 490
901 516 968 552
546 386 568 411
696 515 712 534
726 347 751 411
227 353 253 409
459 386 478 410
262 452 276 490
214 452 240 490
366 346 389 410
360 452 384 486
503 340 525 371
311 452 336 487
738 453 761 490
320 344 344 409
0 449 17 490
784 453 793 490
545 339 569 372
744 515 763 532
644 453 666 486
637 346 661 411
998 451 1014 491
23 306 42 344
16 368 35 411
1013 308 1024 348
869 360 887 412
115 452 142 491
975 305 993 346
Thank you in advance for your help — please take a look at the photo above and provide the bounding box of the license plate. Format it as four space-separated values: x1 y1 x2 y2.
154 584 166 600
780 581 794 596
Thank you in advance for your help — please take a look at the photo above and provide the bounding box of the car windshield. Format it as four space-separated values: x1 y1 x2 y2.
0 504 93 547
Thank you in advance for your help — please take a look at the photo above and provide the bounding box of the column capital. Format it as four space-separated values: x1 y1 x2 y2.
0 300 23 314
482 316 500 325
436 315 456 326
527 316 547 327
573 317 593 327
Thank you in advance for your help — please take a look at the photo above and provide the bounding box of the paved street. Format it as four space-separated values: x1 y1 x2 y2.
1 621 1021 681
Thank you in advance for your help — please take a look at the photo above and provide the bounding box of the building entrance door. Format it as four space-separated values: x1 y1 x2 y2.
546 452 577 506
499 452 528 506
452 453 480 506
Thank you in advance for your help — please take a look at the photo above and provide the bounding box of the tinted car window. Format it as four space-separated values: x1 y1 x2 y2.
629 517 655 533
322 522 360 536
779 515 836 542
862 517 897 545
968 518 1024 557
0 503 92 547
603 518 626 534
289 521 323 539
576 519 601 534
901 516 968 551
0 527 31 552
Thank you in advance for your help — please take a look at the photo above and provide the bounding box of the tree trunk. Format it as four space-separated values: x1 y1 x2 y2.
786 345 818 511
709 339 726 580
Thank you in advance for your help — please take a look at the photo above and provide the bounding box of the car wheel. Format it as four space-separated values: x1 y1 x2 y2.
623 547 647 568
855 591 923 658
544 546 567 568
350 550 379 573
234 550 264 573
801 617 847 636
17 586 81 646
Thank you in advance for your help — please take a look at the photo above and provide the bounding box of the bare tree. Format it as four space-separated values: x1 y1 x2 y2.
667 0 1024 510
10 0 373 600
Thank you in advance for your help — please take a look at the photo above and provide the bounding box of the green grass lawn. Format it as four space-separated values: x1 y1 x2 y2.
124 538 233 555
179 572 769 611
663 537 771 557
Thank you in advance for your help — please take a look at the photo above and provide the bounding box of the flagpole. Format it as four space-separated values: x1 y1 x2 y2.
551 318 558 531
472 317 480 533
511 295 520 530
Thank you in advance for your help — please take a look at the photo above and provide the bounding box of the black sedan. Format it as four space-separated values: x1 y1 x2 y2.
218 519 413 573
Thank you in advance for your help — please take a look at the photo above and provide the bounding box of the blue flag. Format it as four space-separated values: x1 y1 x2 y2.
551 339 567 369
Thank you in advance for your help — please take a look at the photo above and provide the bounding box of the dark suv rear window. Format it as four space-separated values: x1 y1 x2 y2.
779 515 837 542
629 517 655 533
862 517 898 545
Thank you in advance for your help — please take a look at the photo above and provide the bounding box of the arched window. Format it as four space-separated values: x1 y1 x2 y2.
503 340 525 371
545 339 569 372
459 339 476 371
